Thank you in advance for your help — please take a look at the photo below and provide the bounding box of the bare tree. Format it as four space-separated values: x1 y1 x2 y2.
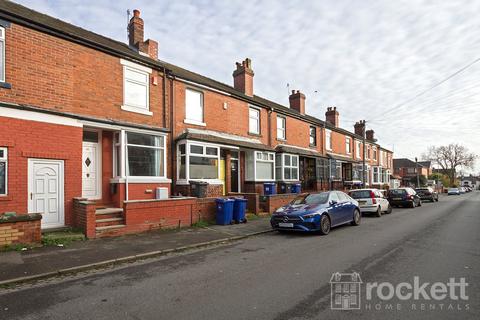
423 144 477 185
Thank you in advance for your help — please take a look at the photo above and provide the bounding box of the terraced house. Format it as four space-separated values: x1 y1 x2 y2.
0 1 393 238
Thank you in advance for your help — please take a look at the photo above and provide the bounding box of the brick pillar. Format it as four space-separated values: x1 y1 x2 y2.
225 150 232 194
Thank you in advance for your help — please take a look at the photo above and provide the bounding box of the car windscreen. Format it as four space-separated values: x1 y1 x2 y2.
390 189 406 195
350 190 372 199
291 193 329 205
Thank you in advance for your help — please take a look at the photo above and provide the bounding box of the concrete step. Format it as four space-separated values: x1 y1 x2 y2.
95 217 124 228
95 224 126 232
95 224 127 238
95 207 123 215
95 212 123 220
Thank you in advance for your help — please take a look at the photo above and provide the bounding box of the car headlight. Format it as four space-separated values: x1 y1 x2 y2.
274 207 285 214
303 213 318 219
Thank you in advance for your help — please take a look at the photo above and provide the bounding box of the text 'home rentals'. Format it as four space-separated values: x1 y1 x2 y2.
0 1 393 238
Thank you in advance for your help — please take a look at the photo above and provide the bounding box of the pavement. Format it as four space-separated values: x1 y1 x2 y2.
1 192 479 320
0 216 273 285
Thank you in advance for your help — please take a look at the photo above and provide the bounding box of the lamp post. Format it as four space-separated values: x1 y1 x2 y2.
415 157 420 187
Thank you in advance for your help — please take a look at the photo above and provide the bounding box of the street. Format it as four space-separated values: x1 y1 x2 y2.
1 192 479 320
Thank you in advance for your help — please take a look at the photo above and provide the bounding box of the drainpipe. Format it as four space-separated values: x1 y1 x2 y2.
267 107 273 147
162 66 167 128
169 74 176 194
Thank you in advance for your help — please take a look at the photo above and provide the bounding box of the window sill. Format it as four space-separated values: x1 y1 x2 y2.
176 179 223 185
0 82 12 89
184 119 206 127
110 177 171 184
309 144 317 148
121 105 153 116
248 132 262 137
276 138 287 142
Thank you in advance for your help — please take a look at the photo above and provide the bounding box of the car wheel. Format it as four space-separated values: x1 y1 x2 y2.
376 206 382 217
319 214 331 235
351 209 361 226
410 201 416 208
386 204 392 214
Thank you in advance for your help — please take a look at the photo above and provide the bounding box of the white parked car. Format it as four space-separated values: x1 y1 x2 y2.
348 189 392 217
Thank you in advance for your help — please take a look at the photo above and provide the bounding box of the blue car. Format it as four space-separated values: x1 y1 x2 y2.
270 191 361 235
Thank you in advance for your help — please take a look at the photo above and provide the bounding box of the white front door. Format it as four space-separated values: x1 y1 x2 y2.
82 141 101 199
28 159 64 229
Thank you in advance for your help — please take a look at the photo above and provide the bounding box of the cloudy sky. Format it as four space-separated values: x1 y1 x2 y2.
15 0 480 172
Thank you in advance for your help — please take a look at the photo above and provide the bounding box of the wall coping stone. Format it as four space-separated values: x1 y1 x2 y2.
0 213 42 224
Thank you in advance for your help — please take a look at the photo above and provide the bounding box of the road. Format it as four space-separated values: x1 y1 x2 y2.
1 191 479 320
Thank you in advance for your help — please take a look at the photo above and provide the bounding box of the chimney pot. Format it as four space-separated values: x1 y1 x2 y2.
289 90 306 114
128 9 158 60
325 106 340 127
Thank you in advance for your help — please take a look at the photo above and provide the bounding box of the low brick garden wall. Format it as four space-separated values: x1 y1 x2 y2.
260 193 306 214
73 198 96 239
228 192 259 214
0 213 42 246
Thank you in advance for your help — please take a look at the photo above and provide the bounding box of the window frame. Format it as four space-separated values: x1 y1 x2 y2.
309 126 317 146
176 141 221 183
373 147 377 162
372 166 381 184
276 116 286 140
355 140 361 159
120 59 152 116
248 107 261 135
254 151 275 181
112 130 168 183
0 147 7 196
325 129 332 151
345 137 352 154
0 26 5 83
184 88 205 125
275 153 299 181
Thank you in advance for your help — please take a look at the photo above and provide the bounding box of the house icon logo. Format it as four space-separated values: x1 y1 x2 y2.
330 272 362 310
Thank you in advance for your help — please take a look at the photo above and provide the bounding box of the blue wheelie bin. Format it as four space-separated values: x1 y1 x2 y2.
215 198 234 225
264 182 276 195
233 198 248 223
291 183 302 194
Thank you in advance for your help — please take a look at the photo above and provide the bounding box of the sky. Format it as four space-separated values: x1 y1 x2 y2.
14 0 480 173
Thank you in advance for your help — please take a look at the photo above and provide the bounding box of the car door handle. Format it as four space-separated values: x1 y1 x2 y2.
30 192 33 200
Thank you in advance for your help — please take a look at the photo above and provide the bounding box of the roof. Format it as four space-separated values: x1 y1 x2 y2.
327 153 359 163
329 272 362 283
0 1 393 150
176 128 275 151
393 158 430 168
275 144 324 158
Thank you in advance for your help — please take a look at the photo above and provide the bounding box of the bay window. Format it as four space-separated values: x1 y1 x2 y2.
276 154 299 181
0 147 7 195
249 107 260 134
316 158 329 179
330 159 342 180
120 59 152 115
373 167 380 184
245 151 275 181
112 131 167 181
177 142 220 181
277 116 286 140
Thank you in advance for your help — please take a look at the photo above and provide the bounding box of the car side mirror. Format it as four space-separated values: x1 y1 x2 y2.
330 200 338 206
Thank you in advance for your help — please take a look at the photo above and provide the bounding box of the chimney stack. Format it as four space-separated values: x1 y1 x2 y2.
128 9 158 60
325 107 339 127
289 90 306 114
366 129 375 141
354 120 366 136
233 58 254 96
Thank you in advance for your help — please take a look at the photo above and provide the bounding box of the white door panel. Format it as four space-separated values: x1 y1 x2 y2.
28 159 64 229
82 142 101 199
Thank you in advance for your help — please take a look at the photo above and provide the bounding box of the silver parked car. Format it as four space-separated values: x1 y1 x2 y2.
348 189 392 217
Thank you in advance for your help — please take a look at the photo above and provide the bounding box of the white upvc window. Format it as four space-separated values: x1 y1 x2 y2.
275 153 299 181
379 150 384 165
346 137 351 154
177 142 220 181
355 141 361 159
366 146 371 160
373 147 377 161
185 88 204 125
0 147 7 195
373 166 381 184
120 59 152 115
112 130 167 182
249 107 260 134
0 27 5 83
277 116 286 140
246 151 275 181
326 129 332 151
309 126 317 146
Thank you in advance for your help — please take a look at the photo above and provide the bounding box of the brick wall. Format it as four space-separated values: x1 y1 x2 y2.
0 214 42 246
1 23 166 128
72 198 96 239
0 117 82 226
262 193 304 214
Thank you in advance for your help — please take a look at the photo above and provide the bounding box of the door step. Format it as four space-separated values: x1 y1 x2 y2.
95 207 123 215
96 217 124 228
95 224 126 232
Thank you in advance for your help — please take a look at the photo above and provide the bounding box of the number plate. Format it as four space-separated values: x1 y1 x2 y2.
278 223 294 228
358 201 366 205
